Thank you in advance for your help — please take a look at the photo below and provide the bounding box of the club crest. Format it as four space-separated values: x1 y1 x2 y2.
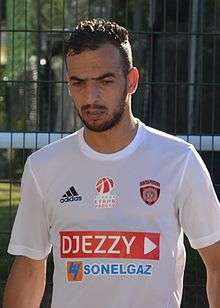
140 180 160 206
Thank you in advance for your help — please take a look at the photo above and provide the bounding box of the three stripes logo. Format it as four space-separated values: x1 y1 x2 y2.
60 186 82 203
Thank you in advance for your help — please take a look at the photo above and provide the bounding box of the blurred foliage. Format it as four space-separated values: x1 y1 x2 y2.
6 0 36 79
0 67 6 130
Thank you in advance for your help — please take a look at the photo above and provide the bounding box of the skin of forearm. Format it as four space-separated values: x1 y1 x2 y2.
3 257 46 308
206 269 220 308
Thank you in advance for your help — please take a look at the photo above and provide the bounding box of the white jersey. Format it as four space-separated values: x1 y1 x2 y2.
8 120 220 308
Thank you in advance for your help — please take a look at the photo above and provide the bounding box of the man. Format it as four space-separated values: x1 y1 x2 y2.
3 18 220 308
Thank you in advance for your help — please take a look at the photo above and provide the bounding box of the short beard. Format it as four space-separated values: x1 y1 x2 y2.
75 89 127 133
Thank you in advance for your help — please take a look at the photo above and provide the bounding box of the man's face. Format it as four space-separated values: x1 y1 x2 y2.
66 44 129 132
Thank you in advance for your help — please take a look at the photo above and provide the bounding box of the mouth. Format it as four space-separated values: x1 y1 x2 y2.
83 109 106 121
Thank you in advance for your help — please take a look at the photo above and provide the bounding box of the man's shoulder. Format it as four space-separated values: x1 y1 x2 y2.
26 129 82 175
141 122 192 152
143 124 191 147
29 130 80 159
24 129 83 192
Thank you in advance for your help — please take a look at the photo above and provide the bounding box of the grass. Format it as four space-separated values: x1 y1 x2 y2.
0 182 20 231
0 182 20 205
0 182 20 284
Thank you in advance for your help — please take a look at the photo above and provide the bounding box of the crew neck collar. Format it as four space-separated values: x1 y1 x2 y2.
78 119 144 161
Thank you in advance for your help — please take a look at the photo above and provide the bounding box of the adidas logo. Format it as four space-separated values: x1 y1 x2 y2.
60 186 82 203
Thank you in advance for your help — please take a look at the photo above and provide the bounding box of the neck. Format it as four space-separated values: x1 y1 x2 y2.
83 114 138 154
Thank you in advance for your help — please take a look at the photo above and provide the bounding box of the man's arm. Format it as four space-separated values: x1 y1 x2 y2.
198 241 220 308
3 255 47 308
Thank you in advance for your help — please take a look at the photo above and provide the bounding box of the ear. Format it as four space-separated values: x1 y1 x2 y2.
66 73 70 82
127 67 139 94
65 73 71 96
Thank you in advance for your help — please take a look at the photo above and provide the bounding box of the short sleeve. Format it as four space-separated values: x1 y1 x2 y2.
178 146 220 249
8 158 52 260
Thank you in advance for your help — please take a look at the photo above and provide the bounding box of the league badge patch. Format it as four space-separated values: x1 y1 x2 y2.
96 177 114 194
94 177 117 208
140 179 160 206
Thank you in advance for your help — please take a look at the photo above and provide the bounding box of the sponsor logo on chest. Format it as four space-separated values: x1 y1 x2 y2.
66 261 153 282
60 230 160 282
60 231 160 260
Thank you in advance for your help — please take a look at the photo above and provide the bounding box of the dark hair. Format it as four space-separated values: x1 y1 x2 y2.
64 18 133 75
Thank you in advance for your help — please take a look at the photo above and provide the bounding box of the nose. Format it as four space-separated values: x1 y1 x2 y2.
84 82 100 105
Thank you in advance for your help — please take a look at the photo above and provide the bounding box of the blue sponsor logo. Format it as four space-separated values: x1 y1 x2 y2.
84 263 152 276
66 262 153 282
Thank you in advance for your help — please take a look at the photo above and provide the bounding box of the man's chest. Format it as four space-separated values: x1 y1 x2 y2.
45 161 179 236
46 161 184 287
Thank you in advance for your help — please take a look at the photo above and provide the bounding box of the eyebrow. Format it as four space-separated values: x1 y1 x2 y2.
69 72 116 81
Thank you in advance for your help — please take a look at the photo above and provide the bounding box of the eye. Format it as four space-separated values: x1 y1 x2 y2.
69 80 84 87
101 79 114 85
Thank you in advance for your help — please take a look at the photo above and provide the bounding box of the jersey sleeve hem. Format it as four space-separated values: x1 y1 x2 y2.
189 230 220 249
8 243 52 260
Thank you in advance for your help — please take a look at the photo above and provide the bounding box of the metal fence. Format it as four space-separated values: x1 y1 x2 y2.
0 1 220 307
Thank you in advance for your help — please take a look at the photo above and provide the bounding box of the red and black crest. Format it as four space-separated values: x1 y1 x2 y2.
140 180 160 206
